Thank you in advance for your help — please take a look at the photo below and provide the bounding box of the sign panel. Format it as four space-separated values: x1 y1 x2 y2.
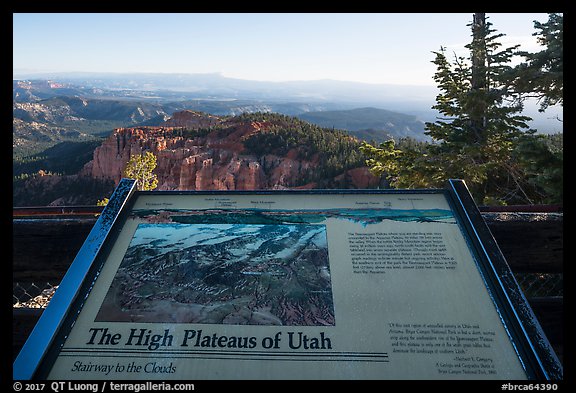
14 179 562 380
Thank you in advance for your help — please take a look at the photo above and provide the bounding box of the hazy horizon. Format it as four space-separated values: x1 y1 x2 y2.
12 69 439 88
13 13 551 86
12 69 563 134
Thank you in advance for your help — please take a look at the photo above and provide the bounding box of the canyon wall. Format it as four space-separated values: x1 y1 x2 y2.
82 111 379 191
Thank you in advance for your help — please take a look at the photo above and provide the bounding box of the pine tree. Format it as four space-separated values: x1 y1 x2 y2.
508 13 563 112
425 13 533 201
361 13 535 204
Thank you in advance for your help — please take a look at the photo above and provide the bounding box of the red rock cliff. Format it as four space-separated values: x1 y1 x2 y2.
82 112 379 191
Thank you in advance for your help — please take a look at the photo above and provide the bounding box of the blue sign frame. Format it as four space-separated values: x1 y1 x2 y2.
13 179 562 380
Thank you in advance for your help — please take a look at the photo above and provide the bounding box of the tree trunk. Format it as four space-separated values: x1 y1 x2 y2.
470 12 488 142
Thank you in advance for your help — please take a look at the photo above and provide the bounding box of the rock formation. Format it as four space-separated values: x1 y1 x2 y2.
161 110 221 129
82 111 379 191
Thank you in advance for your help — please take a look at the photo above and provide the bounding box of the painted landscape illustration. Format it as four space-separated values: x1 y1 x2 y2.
96 223 335 326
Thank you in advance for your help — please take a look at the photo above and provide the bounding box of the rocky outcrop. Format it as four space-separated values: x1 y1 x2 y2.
161 110 221 128
176 152 266 190
84 125 274 190
83 111 379 191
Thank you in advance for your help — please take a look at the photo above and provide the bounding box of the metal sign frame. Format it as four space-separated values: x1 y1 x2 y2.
13 179 562 380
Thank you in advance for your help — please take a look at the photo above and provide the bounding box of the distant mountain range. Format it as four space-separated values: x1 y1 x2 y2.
13 76 438 158
13 72 438 108
297 107 427 142
13 71 562 166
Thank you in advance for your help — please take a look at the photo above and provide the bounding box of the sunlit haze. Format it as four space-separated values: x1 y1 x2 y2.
13 13 550 86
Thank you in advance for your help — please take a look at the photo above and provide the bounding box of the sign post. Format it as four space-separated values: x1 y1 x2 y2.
14 179 562 380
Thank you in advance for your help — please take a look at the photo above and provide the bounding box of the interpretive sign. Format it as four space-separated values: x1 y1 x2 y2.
14 179 562 380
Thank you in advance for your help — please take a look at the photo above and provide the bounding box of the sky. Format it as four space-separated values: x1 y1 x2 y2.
13 13 552 87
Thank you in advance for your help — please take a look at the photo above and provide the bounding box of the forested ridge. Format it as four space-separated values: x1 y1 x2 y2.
241 112 366 185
